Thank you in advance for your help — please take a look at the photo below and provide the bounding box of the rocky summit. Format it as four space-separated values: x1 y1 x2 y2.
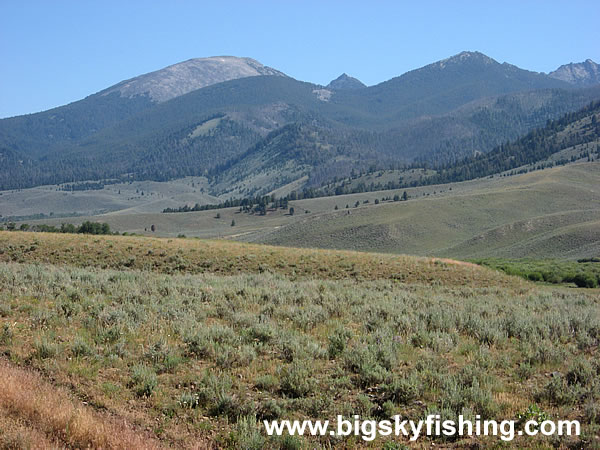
100 56 287 102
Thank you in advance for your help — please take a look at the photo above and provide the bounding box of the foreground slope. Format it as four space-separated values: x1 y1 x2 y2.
0 231 510 286
0 232 598 448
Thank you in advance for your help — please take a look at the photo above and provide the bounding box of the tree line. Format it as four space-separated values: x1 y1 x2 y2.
1 221 115 235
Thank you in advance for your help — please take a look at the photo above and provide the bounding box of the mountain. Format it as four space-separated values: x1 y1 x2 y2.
326 73 366 90
549 59 600 87
334 51 572 125
99 56 287 103
0 56 286 160
0 57 290 184
252 104 600 257
1 51 600 193
207 97 600 197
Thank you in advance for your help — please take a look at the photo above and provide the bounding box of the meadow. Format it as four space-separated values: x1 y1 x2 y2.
9 161 600 262
0 231 599 448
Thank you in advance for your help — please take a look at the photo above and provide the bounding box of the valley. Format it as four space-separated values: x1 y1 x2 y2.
3 160 597 260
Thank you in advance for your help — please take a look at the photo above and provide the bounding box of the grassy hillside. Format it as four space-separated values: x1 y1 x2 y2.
254 162 600 260
0 176 218 220
0 232 598 448
0 231 511 286
8 161 599 260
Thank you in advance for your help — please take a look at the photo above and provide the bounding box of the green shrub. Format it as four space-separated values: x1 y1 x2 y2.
272 434 305 450
93 325 122 345
528 272 544 282
255 374 279 392
566 358 596 387
536 375 581 406
517 404 550 428
257 398 284 420
583 401 600 424
184 324 239 360
129 365 158 397
0 323 13 344
409 329 431 348
279 361 314 398
542 271 562 284
327 326 352 359
342 344 389 387
144 339 182 373
197 371 250 419
215 344 256 368
383 373 422 404
71 337 95 357
355 393 375 418
0 303 11 317
226 415 265 450
516 362 534 380
34 338 58 359
574 273 598 288
178 391 200 409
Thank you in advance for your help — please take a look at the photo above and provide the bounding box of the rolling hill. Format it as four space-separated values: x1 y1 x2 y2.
0 230 598 447
251 162 600 259
9 160 598 260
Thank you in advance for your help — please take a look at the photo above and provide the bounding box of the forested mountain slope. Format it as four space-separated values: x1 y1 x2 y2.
1 52 599 193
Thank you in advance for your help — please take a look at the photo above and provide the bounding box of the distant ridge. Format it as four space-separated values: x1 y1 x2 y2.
1 50 599 192
326 73 366 90
549 59 600 87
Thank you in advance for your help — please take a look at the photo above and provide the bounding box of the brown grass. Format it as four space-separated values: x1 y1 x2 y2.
0 413 59 449
0 359 163 449
0 231 523 288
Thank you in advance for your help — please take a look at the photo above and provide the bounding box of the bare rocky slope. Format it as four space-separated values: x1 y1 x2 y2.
549 59 600 87
100 56 287 102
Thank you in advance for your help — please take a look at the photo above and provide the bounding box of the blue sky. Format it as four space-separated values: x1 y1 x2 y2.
1 0 599 118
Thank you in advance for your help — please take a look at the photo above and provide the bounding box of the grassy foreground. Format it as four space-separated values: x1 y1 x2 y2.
0 231 513 287
0 232 599 448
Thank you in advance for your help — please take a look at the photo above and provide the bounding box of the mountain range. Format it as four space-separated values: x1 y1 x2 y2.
1 51 599 194
549 59 600 86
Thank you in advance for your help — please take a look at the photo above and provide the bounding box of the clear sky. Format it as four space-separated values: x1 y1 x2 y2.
1 0 599 118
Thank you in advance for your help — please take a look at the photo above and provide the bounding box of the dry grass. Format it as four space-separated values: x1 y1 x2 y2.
0 413 59 449
1 231 598 448
0 231 520 288
0 359 163 449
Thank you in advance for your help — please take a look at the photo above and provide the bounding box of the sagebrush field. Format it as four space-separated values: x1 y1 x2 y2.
0 232 599 448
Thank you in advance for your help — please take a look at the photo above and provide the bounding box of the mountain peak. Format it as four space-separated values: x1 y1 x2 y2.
437 51 497 68
101 56 287 103
549 59 600 87
327 73 366 90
